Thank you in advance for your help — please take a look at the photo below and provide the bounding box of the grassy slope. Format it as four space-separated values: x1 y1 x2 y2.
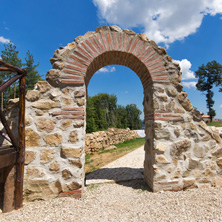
207 121 222 127
85 138 145 174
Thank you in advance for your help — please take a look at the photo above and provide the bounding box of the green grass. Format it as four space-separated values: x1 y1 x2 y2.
207 121 222 127
98 137 145 154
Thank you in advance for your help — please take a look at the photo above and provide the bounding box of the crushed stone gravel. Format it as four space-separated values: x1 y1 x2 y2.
1 179 222 222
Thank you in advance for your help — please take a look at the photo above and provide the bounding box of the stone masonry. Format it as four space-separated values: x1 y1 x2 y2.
85 128 139 154
2 25 222 201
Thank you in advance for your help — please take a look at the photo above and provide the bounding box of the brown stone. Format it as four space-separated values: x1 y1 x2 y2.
60 120 72 130
175 107 185 113
74 90 85 98
188 159 203 170
155 142 167 153
61 97 72 105
26 167 45 178
123 29 136 35
77 98 85 106
213 148 222 158
25 128 40 147
25 151 36 165
181 98 193 111
44 133 62 146
46 69 61 82
36 118 55 132
155 155 170 164
183 179 196 190
216 158 222 168
62 88 71 95
35 109 45 116
193 144 204 158
69 159 82 168
62 169 73 180
67 181 82 190
155 129 171 140
40 149 54 164
49 162 60 172
69 131 78 143
25 116 32 126
61 148 82 158
73 121 84 128
26 90 41 102
139 34 149 41
110 25 122 32
32 99 60 110
23 179 54 201
34 81 51 93
54 180 63 193
159 96 168 102
67 42 76 49
174 128 180 137
171 169 181 179
171 140 191 158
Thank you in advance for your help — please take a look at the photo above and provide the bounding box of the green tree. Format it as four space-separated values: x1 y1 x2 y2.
0 42 22 109
86 93 142 133
125 104 142 129
24 50 42 90
195 60 222 122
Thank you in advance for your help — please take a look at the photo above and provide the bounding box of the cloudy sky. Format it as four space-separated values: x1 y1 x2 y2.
1 0 222 119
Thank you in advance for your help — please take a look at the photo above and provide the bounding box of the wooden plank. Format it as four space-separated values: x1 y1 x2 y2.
15 73 26 210
0 152 16 168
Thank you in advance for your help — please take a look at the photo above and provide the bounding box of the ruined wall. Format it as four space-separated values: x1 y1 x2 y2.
85 128 139 154
1 25 222 201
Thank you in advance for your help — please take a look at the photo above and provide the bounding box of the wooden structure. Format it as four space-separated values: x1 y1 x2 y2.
0 60 26 213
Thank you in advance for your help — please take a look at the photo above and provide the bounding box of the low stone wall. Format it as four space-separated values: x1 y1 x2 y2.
85 128 139 154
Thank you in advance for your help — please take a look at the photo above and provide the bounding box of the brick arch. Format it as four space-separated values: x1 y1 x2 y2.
21 26 222 201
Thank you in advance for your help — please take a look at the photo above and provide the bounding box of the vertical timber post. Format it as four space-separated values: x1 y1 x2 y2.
15 72 26 209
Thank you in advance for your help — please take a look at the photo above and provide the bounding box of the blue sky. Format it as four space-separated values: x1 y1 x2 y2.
1 0 222 119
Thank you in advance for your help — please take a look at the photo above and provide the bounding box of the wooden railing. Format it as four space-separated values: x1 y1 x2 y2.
0 60 26 212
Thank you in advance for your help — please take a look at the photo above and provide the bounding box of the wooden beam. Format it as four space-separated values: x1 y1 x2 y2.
0 74 24 93
0 60 25 74
15 73 26 210
0 67 12 72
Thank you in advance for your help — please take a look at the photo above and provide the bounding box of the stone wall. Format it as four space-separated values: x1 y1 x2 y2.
85 128 139 154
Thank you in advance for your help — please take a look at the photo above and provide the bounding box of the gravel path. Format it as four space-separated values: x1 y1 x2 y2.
1 181 222 221
1 145 222 221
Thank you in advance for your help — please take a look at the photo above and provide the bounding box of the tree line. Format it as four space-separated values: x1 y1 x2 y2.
0 42 42 110
86 93 142 133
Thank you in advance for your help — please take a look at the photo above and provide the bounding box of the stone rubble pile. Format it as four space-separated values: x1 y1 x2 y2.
85 128 139 154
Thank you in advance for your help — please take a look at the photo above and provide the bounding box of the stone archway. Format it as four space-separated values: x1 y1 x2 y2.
17 26 222 201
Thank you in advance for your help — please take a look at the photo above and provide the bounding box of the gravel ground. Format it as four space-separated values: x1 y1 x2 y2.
1 180 222 222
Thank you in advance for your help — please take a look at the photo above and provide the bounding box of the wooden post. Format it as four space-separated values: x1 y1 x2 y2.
15 73 26 209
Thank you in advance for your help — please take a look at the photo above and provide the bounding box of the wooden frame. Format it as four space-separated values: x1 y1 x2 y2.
0 59 26 212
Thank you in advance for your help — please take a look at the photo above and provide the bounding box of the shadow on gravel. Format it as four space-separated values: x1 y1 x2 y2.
86 167 152 192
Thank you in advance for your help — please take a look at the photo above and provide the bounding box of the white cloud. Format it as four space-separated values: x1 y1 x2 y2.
182 81 197 88
93 0 222 45
173 59 196 80
0 36 10 44
220 104 222 108
96 66 116 73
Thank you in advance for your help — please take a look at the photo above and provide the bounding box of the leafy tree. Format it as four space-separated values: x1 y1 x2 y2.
195 60 222 122
86 93 142 133
125 104 142 130
24 50 42 90
0 42 22 109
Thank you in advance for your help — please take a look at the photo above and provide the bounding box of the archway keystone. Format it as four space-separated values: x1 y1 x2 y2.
9 26 221 200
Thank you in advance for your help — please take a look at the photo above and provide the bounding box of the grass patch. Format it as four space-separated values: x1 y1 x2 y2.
85 137 145 174
207 121 222 127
